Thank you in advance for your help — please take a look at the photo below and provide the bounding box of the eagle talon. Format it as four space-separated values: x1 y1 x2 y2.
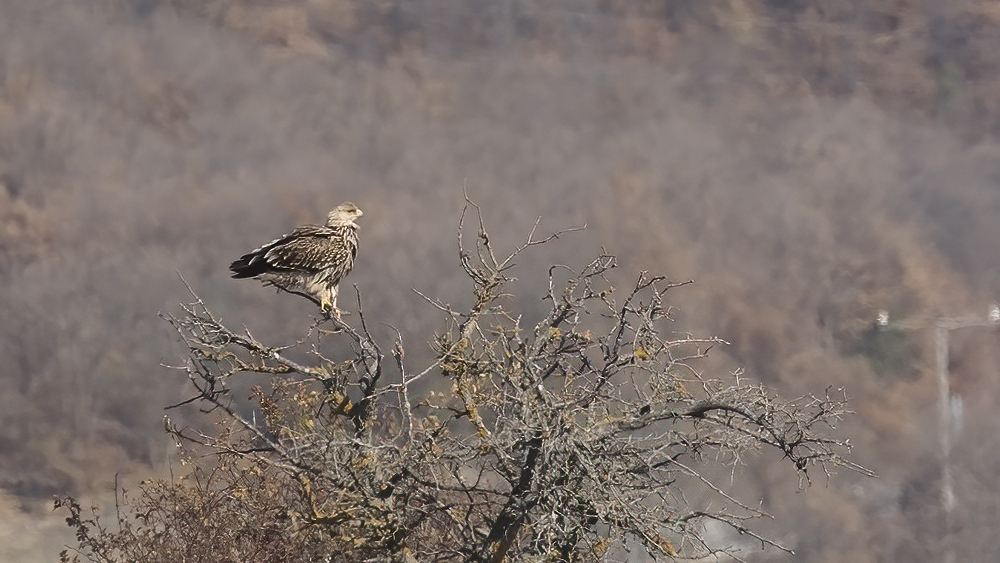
322 307 347 322
319 301 350 322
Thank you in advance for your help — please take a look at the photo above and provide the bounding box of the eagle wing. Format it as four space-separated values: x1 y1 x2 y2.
264 229 353 272
230 225 332 277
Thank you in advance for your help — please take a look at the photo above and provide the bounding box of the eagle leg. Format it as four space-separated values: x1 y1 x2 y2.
321 285 346 321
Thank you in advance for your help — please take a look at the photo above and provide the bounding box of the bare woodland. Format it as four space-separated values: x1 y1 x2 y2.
4 0 1000 561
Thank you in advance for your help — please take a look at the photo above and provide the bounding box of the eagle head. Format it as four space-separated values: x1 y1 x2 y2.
327 202 363 227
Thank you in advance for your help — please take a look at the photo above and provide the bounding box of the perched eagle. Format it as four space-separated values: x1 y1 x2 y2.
230 202 363 316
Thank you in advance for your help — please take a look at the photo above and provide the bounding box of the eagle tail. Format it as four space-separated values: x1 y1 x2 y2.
230 251 268 278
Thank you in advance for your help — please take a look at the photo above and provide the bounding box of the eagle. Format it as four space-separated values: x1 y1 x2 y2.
230 202 363 316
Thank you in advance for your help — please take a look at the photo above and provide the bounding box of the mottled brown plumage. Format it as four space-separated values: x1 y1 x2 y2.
230 202 362 315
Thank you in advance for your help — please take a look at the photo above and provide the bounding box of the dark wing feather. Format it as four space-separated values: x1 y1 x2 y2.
229 225 333 278
264 233 345 272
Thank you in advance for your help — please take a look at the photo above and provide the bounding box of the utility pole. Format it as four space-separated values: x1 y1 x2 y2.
934 321 955 563
880 305 1000 563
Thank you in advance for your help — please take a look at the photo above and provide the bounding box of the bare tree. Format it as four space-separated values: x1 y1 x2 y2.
58 199 869 563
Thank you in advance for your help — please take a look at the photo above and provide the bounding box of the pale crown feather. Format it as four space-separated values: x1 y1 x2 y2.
327 202 363 227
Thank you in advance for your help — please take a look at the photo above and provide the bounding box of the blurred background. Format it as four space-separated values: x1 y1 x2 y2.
4 0 1000 560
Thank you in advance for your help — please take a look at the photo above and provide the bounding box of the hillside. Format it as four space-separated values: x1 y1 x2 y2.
4 1 1000 560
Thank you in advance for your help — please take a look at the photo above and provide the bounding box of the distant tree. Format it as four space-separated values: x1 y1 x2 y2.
57 198 869 562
